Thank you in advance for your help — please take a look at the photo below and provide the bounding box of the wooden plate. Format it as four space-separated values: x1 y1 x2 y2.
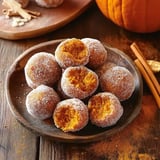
0 0 92 40
5 39 143 143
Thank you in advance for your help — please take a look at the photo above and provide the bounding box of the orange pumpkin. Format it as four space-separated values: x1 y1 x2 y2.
95 0 160 33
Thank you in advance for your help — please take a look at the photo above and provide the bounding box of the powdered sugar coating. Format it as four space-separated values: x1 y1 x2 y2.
88 92 123 128
61 66 99 99
53 98 89 132
55 38 89 68
81 38 107 69
95 62 117 78
35 0 64 8
57 78 70 99
100 66 135 101
25 52 61 89
26 85 60 120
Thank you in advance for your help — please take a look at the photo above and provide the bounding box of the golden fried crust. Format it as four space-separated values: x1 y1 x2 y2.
100 66 135 101
81 38 107 69
25 52 61 89
55 38 89 68
88 92 123 127
26 85 60 120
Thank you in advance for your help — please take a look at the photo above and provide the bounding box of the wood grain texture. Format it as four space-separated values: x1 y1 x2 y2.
0 2 160 160
0 41 39 160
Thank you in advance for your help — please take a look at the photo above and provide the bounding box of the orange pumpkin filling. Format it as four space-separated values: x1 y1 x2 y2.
88 96 112 120
68 68 97 92
54 106 80 132
62 39 88 62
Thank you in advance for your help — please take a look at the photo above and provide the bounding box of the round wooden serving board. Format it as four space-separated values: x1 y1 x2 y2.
0 0 92 40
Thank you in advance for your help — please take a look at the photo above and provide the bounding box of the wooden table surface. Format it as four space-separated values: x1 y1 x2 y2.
0 2 160 160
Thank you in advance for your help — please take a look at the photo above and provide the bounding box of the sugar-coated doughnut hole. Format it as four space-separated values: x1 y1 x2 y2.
100 66 135 101
81 38 107 69
61 66 99 99
55 38 89 68
25 52 61 89
88 92 123 128
26 85 60 120
53 98 89 132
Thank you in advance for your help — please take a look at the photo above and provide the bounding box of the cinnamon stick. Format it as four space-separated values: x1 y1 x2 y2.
135 59 160 108
130 42 160 95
